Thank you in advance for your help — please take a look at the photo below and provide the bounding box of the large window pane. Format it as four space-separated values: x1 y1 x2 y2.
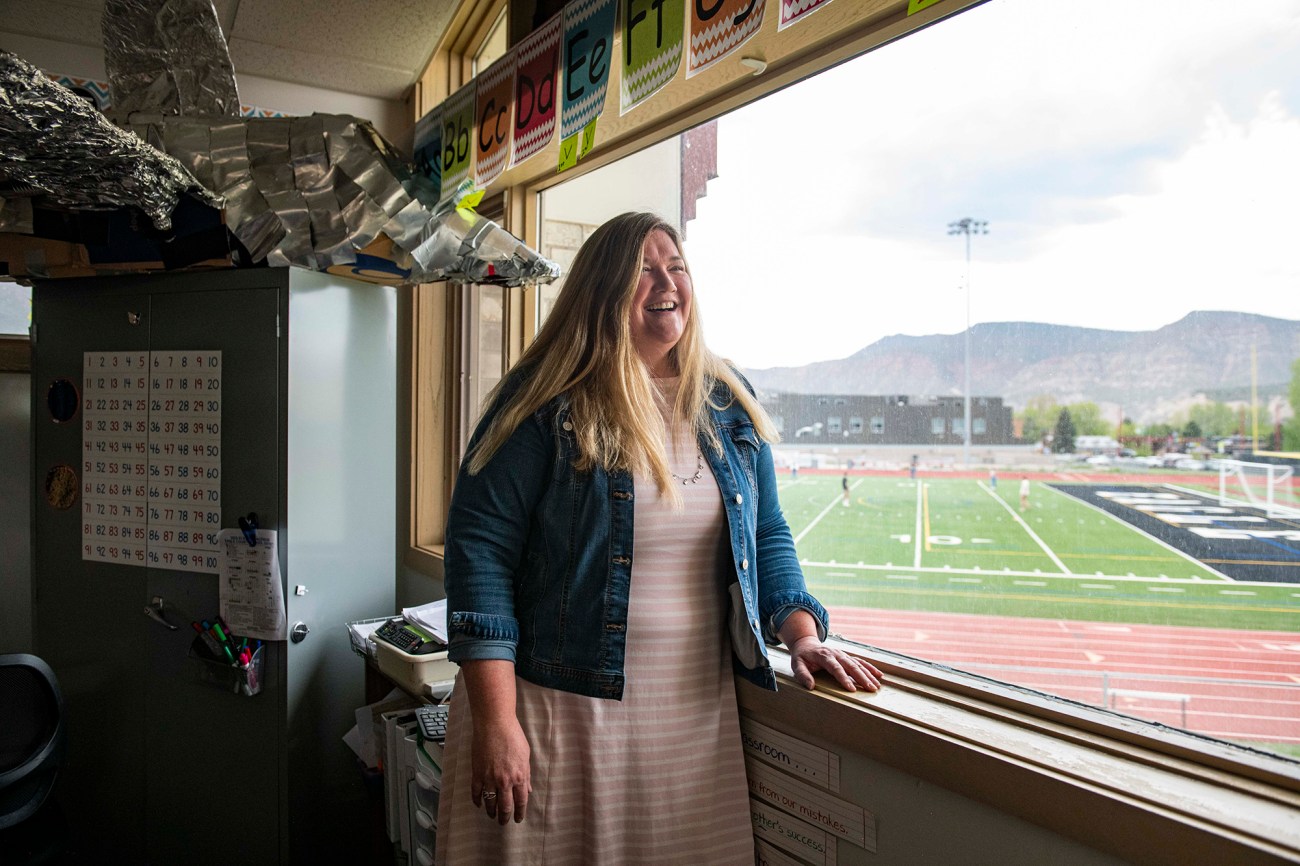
539 0 1300 760
0 284 30 337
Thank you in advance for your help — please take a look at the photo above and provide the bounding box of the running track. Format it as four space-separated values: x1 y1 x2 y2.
830 606 1300 745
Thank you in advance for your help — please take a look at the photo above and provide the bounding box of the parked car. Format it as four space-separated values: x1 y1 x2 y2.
1174 458 1207 471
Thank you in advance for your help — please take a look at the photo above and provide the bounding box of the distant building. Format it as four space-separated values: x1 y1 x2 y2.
761 393 1015 446
1074 435 1122 455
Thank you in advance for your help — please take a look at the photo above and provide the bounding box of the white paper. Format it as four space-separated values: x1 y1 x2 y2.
349 619 385 659
401 599 449 644
217 527 287 640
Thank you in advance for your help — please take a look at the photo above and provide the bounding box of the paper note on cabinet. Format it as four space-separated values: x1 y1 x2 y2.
217 528 287 640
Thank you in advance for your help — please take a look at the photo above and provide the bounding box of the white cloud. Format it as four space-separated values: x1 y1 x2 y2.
683 0 1300 368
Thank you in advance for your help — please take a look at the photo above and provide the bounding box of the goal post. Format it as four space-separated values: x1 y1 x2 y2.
1218 460 1299 518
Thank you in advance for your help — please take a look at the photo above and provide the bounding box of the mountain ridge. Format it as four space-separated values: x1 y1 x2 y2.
742 311 1299 424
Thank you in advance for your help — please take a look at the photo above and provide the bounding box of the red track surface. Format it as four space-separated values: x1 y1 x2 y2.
830 606 1300 745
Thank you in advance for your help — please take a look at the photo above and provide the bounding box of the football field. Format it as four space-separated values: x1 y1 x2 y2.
778 473 1299 632
778 472 1300 745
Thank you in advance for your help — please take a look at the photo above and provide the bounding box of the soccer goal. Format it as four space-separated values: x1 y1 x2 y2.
1217 460 1300 518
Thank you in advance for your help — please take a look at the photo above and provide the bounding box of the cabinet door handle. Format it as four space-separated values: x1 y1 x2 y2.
144 596 179 630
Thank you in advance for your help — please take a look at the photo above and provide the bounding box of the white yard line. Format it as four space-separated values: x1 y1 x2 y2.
792 478 865 545
1041 482 1234 582
800 560 1283 588
913 479 923 569
977 481 1072 574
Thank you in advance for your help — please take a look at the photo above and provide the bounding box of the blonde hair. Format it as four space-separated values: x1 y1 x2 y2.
467 212 778 501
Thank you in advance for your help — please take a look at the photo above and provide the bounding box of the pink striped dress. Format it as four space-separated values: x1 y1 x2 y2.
435 382 754 865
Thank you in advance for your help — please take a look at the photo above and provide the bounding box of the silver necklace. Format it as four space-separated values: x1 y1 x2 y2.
671 449 705 485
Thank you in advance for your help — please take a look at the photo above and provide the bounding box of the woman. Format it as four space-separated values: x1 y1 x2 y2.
436 212 883 865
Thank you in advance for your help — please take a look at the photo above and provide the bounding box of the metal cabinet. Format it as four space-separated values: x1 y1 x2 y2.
31 268 396 863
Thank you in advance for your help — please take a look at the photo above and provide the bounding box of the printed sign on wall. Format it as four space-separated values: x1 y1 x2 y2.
558 0 617 170
439 83 477 203
412 105 444 196
82 351 223 573
746 758 875 851
751 800 837 865
511 13 563 168
687 0 767 77
778 0 836 30
620 0 685 115
740 716 842 791
474 52 516 188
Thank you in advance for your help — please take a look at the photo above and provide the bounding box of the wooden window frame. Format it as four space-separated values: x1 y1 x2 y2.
402 4 1300 856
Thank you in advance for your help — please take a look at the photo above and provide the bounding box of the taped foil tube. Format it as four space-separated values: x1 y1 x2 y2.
0 51 220 231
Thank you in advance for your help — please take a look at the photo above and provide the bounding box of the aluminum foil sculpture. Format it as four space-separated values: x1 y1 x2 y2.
0 0 560 286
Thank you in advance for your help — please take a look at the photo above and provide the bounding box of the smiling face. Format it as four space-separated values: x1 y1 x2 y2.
629 229 693 377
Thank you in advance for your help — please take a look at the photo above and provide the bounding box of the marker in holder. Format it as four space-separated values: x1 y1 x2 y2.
189 634 265 696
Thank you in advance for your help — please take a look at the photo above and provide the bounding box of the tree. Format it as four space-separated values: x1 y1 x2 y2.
1052 408 1077 453
1065 401 1108 436
1187 401 1235 438
1183 419 1203 438
1286 358 1300 451
1017 395 1060 443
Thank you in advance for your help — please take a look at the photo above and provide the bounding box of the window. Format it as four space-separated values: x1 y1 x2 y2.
410 0 1300 770
0 284 31 374
458 284 505 458
849 416 864 434
674 0 1299 762
0 284 29 336
471 9 508 75
827 416 842 435
772 415 784 434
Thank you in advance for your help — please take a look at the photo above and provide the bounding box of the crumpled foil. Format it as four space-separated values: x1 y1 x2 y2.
133 113 561 285
0 51 221 231
102 0 240 118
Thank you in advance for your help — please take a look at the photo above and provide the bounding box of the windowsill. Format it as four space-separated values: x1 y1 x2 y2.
0 336 31 373
741 640 1300 864
404 544 445 575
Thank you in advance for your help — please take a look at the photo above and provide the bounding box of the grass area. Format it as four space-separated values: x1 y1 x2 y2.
777 474 1299 632
1246 742 1300 760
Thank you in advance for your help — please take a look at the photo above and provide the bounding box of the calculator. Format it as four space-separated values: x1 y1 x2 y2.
374 617 444 655
416 703 450 742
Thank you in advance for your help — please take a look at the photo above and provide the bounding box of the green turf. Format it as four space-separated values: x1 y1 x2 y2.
777 475 1298 632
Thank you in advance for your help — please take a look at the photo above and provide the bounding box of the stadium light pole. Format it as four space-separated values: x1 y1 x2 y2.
948 218 989 468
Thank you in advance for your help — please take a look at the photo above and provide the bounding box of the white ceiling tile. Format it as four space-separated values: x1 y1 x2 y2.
229 35 412 99
0 0 104 48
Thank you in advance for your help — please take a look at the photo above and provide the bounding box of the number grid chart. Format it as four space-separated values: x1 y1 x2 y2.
82 351 223 573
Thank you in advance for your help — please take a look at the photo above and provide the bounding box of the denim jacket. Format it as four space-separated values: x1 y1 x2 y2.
443 373 829 700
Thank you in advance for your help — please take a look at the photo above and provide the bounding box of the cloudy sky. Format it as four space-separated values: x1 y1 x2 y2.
682 0 1300 368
